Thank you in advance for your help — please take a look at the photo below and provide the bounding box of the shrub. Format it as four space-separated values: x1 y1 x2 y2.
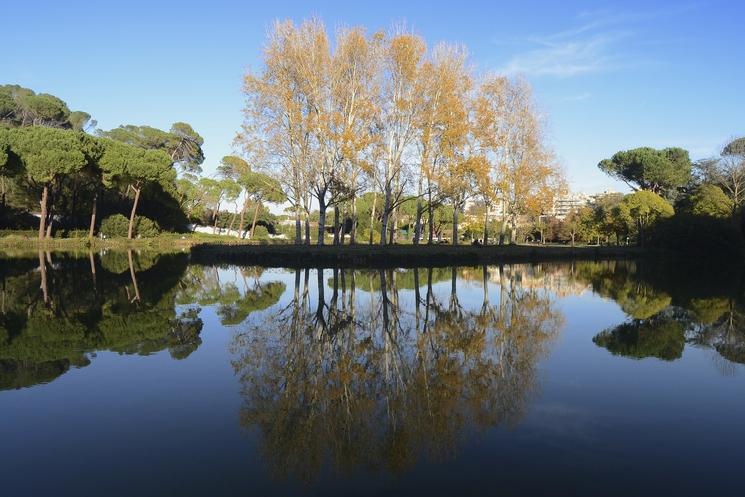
100 214 161 238
251 225 269 239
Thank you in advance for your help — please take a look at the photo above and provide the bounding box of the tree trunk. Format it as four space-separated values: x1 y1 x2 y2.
380 186 392 246
237 199 248 239
295 207 302 245
499 199 506 245
304 214 310 245
414 199 423 245
483 203 489 245
212 202 221 234
317 200 327 246
88 190 98 240
452 206 459 246
349 196 357 245
333 207 341 245
369 195 377 245
38 185 49 240
250 200 260 239
227 210 237 236
380 209 389 246
388 207 396 245
427 190 434 244
128 186 141 240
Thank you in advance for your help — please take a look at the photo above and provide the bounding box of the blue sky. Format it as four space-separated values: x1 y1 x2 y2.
4 0 743 193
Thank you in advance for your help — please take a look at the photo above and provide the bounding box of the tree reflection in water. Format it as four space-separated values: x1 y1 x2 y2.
576 260 745 367
0 251 202 389
230 265 563 480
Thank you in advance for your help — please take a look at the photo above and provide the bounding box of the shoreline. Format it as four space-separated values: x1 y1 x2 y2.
189 243 645 268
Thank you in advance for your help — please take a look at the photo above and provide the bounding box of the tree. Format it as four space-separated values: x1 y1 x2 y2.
562 207 595 246
723 137 745 156
619 190 674 246
688 184 733 218
493 78 564 244
238 20 315 245
99 139 174 239
598 147 691 200
373 31 426 245
199 178 226 233
5 127 102 239
68 111 96 132
0 84 93 130
99 123 204 174
422 44 474 246
240 171 285 239
695 138 745 214
219 155 257 237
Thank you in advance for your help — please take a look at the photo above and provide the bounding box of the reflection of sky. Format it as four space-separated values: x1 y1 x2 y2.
2 265 745 496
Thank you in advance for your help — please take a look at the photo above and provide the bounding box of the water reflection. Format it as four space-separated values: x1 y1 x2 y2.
574 260 745 365
230 266 563 479
3 255 745 495
0 250 202 389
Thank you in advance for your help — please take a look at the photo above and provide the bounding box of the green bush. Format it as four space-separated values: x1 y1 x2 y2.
251 225 269 239
100 214 161 238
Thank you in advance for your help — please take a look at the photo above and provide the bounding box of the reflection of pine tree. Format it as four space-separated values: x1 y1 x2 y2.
0 251 203 389
231 265 562 480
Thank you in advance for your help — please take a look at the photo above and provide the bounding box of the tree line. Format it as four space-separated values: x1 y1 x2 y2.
530 140 745 255
0 84 211 239
237 18 564 246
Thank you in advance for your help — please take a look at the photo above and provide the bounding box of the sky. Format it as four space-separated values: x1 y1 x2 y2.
4 0 744 194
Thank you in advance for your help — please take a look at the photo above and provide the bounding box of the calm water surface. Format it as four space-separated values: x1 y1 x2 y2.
1 252 744 496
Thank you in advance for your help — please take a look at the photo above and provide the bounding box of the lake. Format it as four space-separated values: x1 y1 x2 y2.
1 252 744 496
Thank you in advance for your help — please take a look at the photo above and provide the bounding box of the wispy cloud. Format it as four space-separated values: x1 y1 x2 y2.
501 34 628 77
496 6 700 78
561 92 592 102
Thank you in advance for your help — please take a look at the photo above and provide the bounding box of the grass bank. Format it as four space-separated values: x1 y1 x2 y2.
0 231 258 252
1 233 650 267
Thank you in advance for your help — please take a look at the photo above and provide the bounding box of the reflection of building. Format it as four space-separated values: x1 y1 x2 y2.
459 265 592 298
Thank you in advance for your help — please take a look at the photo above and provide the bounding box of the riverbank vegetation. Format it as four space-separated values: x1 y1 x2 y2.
2 18 744 259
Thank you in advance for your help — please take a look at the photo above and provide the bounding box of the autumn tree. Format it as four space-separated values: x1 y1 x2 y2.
415 44 475 245
238 20 315 244
491 78 564 244
326 27 378 245
372 31 426 245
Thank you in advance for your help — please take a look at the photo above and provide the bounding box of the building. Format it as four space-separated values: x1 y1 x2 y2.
550 193 590 219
